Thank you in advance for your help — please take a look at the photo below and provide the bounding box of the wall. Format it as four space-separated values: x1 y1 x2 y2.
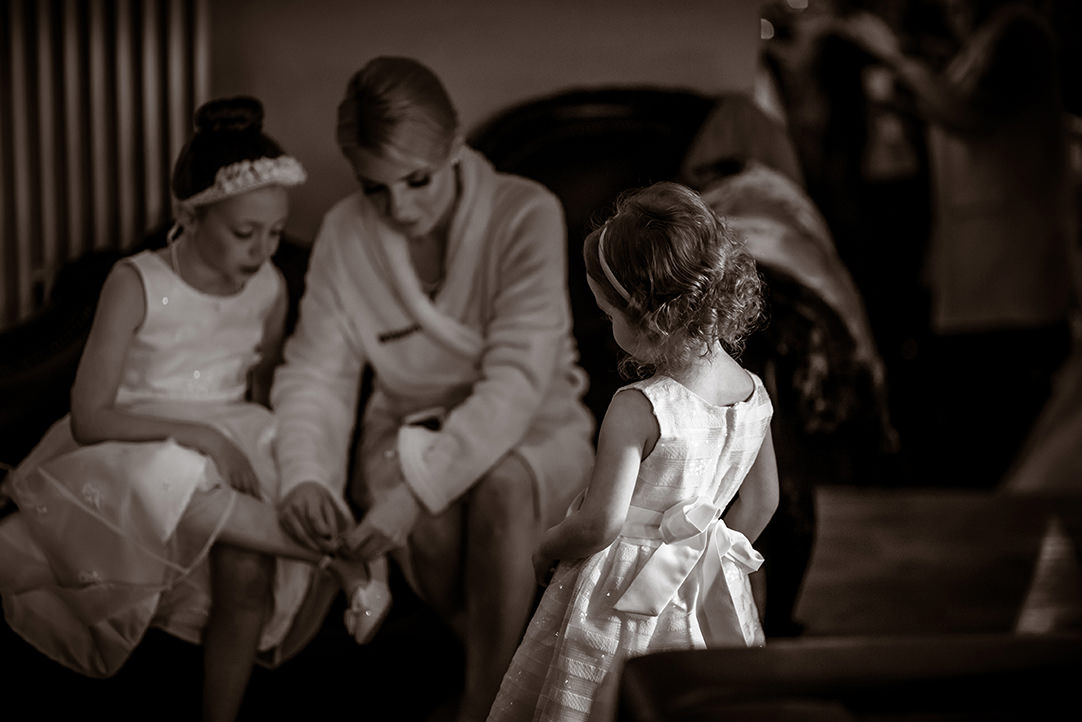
209 0 761 242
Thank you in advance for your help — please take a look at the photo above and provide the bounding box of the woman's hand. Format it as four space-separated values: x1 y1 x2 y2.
187 426 262 499
338 482 422 560
279 481 344 553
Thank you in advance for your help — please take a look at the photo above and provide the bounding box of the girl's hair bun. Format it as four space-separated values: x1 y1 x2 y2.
194 95 264 135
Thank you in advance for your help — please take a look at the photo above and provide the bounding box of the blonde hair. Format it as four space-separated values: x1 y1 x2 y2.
336 56 458 163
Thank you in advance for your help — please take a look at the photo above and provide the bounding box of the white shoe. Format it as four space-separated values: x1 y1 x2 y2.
343 556 392 644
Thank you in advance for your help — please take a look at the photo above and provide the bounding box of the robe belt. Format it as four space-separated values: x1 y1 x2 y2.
614 497 763 634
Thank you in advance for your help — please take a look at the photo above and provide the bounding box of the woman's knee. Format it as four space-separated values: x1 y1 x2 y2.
468 454 537 538
210 545 274 610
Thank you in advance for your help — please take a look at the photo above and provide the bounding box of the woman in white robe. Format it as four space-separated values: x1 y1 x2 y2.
270 57 595 721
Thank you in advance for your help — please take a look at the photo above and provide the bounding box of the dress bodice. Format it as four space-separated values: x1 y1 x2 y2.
621 373 773 515
116 251 280 405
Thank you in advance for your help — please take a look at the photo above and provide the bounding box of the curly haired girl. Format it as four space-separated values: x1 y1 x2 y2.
488 181 780 722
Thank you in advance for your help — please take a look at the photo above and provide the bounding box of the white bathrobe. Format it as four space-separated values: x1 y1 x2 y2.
272 147 594 542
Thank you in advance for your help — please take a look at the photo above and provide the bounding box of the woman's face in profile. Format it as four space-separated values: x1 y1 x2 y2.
343 137 458 239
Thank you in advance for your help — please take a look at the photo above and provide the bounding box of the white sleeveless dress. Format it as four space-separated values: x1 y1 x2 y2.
0 250 312 677
487 373 773 722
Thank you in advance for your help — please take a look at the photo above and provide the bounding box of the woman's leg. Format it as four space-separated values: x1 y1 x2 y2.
460 454 540 722
405 454 541 721
202 544 273 722
409 512 466 630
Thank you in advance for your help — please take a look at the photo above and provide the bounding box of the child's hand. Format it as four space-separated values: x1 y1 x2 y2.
279 482 342 553
192 427 262 499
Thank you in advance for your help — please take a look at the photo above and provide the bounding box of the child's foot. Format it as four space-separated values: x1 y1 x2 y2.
328 555 392 644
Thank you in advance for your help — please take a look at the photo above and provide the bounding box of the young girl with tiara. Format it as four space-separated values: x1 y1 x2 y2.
487 181 780 722
0 96 386 721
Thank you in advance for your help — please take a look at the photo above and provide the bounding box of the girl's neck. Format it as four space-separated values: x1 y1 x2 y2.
169 235 244 297
663 344 751 406
664 351 717 385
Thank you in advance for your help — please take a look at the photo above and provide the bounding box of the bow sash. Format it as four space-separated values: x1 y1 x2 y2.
614 497 764 644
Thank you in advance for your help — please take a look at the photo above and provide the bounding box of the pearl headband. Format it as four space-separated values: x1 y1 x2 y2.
176 155 307 211
598 226 631 302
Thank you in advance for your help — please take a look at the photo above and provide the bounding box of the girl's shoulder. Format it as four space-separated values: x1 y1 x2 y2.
113 248 150 272
117 249 172 291
612 379 659 409
606 380 662 454
614 376 673 431
619 374 668 395
620 372 770 433
104 250 161 302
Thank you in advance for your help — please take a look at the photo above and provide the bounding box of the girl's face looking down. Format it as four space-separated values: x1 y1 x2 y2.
187 184 289 292
343 139 459 239
588 275 644 360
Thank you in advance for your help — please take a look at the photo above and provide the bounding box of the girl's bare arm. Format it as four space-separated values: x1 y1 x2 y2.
537 389 658 562
69 263 256 491
722 424 780 544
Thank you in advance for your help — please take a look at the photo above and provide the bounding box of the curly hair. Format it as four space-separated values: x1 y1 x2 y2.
583 181 763 377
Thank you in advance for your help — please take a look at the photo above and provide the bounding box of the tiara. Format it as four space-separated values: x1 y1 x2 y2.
178 155 307 209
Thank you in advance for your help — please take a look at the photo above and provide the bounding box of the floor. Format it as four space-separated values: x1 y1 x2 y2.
794 485 1082 637
0 559 464 721
614 485 1082 721
5 483 1080 721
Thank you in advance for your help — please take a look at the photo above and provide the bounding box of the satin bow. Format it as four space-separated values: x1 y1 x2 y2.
614 497 764 645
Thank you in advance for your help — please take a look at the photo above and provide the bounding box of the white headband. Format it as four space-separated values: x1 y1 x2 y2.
598 226 631 302
176 155 307 211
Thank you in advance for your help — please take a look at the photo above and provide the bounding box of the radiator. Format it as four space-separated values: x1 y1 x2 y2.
0 0 208 330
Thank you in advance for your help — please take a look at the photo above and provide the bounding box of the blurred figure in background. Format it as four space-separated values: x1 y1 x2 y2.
840 0 1078 488
760 0 931 485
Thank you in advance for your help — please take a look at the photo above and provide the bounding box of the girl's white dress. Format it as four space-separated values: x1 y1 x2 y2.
0 250 312 677
487 373 773 722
